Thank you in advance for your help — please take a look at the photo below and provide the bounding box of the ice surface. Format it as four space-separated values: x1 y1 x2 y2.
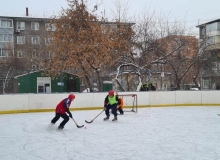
0 107 220 160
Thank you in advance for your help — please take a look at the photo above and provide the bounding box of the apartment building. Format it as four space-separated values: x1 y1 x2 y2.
197 19 220 90
0 16 54 67
0 15 55 93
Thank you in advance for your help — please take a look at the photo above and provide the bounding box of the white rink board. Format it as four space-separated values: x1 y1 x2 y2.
0 94 29 111
201 91 220 104
0 91 220 112
28 94 64 110
176 91 202 105
133 92 149 106
149 91 176 105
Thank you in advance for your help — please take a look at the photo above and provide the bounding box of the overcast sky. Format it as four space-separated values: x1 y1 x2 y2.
1 0 220 34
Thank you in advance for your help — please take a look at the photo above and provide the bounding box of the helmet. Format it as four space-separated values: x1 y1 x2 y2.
68 94 75 100
108 90 114 96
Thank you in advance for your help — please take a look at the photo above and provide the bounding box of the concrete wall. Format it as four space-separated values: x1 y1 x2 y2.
0 91 220 114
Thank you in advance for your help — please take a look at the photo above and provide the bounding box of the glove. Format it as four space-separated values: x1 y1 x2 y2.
69 113 73 118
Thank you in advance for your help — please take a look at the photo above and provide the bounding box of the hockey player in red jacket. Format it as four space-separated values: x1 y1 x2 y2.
51 94 75 129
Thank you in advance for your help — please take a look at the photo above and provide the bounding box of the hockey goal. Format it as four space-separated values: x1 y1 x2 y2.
118 94 137 112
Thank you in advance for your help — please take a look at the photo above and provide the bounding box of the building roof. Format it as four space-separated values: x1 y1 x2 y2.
0 16 135 25
196 18 220 27
0 16 52 21
14 70 77 79
14 71 40 79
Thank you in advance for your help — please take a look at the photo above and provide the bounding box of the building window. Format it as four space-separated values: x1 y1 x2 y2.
17 36 25 44
206 23 216 33
212 62 217 70
45 51 51 59
0 34 13 42
215 36 220 44
16 21 25 30
45 23 56 31
206 22 219 33
31 22 39 30
38 85 44 93
0 49 8 57
45 37 53 45
17 50 24 58
212 62 220 71
0 19 13 28
31 36 40 44
32 50 38 58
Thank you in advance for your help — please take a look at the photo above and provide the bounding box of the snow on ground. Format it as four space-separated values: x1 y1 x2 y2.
0 107 220 160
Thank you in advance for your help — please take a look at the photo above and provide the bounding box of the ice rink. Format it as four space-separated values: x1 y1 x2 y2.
0 106 220 160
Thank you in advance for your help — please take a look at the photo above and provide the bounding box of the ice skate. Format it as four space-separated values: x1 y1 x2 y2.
103 116 109 121
58 125 64 130
112 116 117 121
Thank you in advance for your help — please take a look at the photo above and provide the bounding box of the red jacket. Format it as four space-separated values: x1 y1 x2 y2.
56 98 72 114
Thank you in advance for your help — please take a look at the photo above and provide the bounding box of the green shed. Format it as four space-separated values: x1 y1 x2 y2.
14 71 80 93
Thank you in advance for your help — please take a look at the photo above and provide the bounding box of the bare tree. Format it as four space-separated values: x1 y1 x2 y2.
0 43 18 93
113 9 200 91
109 0 130 22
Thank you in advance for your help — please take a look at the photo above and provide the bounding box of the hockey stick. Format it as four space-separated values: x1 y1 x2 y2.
70 117 84 128
85 109 105 124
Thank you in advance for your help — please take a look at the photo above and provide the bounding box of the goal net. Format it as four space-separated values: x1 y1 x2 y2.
118 94 137 112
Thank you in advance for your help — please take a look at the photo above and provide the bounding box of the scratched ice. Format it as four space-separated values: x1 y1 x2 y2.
0 107 220 160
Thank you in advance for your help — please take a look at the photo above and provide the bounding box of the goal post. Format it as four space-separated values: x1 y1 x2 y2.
118 94 137 112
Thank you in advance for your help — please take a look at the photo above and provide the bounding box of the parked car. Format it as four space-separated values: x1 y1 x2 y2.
190 87 199 91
